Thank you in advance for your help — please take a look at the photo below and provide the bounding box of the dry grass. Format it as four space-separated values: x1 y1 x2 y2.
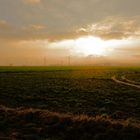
0 105 140 140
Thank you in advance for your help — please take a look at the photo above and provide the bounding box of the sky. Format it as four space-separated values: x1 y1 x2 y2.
0 0 140 65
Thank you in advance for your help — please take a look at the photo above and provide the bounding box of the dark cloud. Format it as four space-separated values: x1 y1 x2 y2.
0 0 140 40
0 16 140 42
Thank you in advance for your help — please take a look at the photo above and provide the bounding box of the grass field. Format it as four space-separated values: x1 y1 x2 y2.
0 66 140 140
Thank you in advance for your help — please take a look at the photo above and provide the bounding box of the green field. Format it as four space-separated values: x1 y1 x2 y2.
0 66 140 140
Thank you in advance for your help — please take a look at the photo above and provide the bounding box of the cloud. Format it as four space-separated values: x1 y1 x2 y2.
22 24 46 31
0 23 47 41
0 16 140 42
0 20 11 30
24 0 41 4
0 0 140 42
77 16 140 40
30 24 46 30
115 45 140 54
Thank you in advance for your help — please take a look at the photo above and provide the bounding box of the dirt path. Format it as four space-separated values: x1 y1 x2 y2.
121 76 140 85
111 76 140 89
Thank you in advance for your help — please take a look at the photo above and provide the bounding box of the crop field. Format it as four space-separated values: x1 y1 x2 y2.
0 66 140 140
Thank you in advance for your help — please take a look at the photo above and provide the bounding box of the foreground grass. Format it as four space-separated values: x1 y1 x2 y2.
0 105 140 140
0 66 140 139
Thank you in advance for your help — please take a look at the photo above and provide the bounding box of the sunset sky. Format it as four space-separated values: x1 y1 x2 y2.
0 0 140 65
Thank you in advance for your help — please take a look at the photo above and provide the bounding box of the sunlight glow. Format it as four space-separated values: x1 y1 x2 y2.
75 36 106 56
49 36 133 56
74 36 133 56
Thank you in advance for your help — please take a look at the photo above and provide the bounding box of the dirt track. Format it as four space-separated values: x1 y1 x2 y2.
121 76 140 85
112 76 140 89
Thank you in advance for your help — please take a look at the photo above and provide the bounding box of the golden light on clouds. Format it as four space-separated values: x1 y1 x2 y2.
77 16 140 40
49 36 134 57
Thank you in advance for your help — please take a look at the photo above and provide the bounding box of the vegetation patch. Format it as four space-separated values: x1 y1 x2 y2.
0 106 140 140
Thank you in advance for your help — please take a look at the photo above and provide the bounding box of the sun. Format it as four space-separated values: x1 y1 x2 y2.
74 36 107 56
